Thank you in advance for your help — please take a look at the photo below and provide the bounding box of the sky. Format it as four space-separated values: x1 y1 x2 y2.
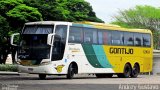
85 0 160 23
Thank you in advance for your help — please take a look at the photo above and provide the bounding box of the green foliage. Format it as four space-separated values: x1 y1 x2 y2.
66 0 88 21
7 4 42 22
0 0 23 16
66 0 103 22
0 64 18 72
113 6 160 29
0 15 9 43
24 0 103 22
112 5 160 49
0 0 42 37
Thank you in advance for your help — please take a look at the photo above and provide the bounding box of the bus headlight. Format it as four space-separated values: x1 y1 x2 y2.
40 61 51 65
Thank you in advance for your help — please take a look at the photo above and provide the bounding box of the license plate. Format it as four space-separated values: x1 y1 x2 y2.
28 68 33 71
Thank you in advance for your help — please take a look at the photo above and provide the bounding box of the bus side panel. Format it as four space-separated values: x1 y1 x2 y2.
67 44 115 74
67 44 152 74
142 48 153 72
103 46 152 73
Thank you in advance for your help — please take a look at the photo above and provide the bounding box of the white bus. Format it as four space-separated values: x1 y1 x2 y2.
11 21 153 79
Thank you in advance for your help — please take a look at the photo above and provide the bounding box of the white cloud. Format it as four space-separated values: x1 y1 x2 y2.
85 0 160 23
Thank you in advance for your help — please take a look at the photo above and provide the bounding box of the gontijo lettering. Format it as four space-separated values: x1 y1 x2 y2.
110 47 133 54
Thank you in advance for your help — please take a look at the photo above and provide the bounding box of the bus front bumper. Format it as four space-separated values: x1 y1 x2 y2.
18 64 63 75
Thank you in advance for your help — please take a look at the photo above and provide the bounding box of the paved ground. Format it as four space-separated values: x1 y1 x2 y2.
0 74 160 90
3 54 160 90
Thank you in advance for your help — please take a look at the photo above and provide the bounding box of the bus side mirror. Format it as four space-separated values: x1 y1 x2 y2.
11 33 20 46
47 33 55 46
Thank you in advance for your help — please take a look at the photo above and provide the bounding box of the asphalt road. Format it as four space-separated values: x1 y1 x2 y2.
0 74 160 90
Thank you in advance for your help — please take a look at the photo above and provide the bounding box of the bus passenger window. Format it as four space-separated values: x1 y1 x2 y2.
111 31 123 45
103 30 111 45
103 32 108 44
134 33 142 46
124 32 134 46
69 36 75 42
69 27 83 43
84 28 97 44
143 34 151 47
98 31 103 44
93 30 97 44
86 37 91 42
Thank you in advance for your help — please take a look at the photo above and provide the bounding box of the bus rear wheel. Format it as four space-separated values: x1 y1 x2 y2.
117 64 132 78
131 64 140 78
38 74 46 80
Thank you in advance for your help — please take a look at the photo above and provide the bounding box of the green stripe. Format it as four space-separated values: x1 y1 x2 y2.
92 45 112 68
82 44 103 68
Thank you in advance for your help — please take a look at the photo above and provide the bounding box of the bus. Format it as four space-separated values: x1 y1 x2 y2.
11 21 153 79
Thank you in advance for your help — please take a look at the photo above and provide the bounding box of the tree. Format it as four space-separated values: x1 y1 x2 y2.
7 4 42 30
0 0 23 17
0 15 9 43
0 0 42 32
60 0 104 22
0 15 10 64
112 5 160 49
24 0 68 21
24 0 104 22
0 0 42 64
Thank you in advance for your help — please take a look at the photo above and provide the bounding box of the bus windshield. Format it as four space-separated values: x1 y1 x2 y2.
18 25 53 63
18 34 50 60
17 25 68 65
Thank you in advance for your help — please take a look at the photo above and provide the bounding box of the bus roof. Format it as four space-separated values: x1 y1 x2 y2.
25 21 151 34
74 21 152 34
25 21 72 25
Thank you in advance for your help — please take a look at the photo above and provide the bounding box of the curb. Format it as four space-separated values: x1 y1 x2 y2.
0 71 19 75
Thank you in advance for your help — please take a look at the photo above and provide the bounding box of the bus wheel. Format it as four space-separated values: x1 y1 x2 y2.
117 64 132 78
131 64 140 78
67 64 74 79
39 74 46 80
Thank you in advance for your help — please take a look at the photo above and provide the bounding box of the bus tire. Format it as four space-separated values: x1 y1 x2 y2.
131 63 140 78
117 63 132 78
67 64 74 79
39 74 46 80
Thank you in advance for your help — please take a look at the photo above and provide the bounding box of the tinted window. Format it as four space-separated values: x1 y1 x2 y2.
23 25 53 34
98 29 111 45
134 33 142 46
124 32 134 46
68 27 83 43
55 25 67 43
143 34 151 47
111 31 123 45
84 28 97 44
52 25 67 61
98 31 103 44
93 30 97 44
103 30 111 45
